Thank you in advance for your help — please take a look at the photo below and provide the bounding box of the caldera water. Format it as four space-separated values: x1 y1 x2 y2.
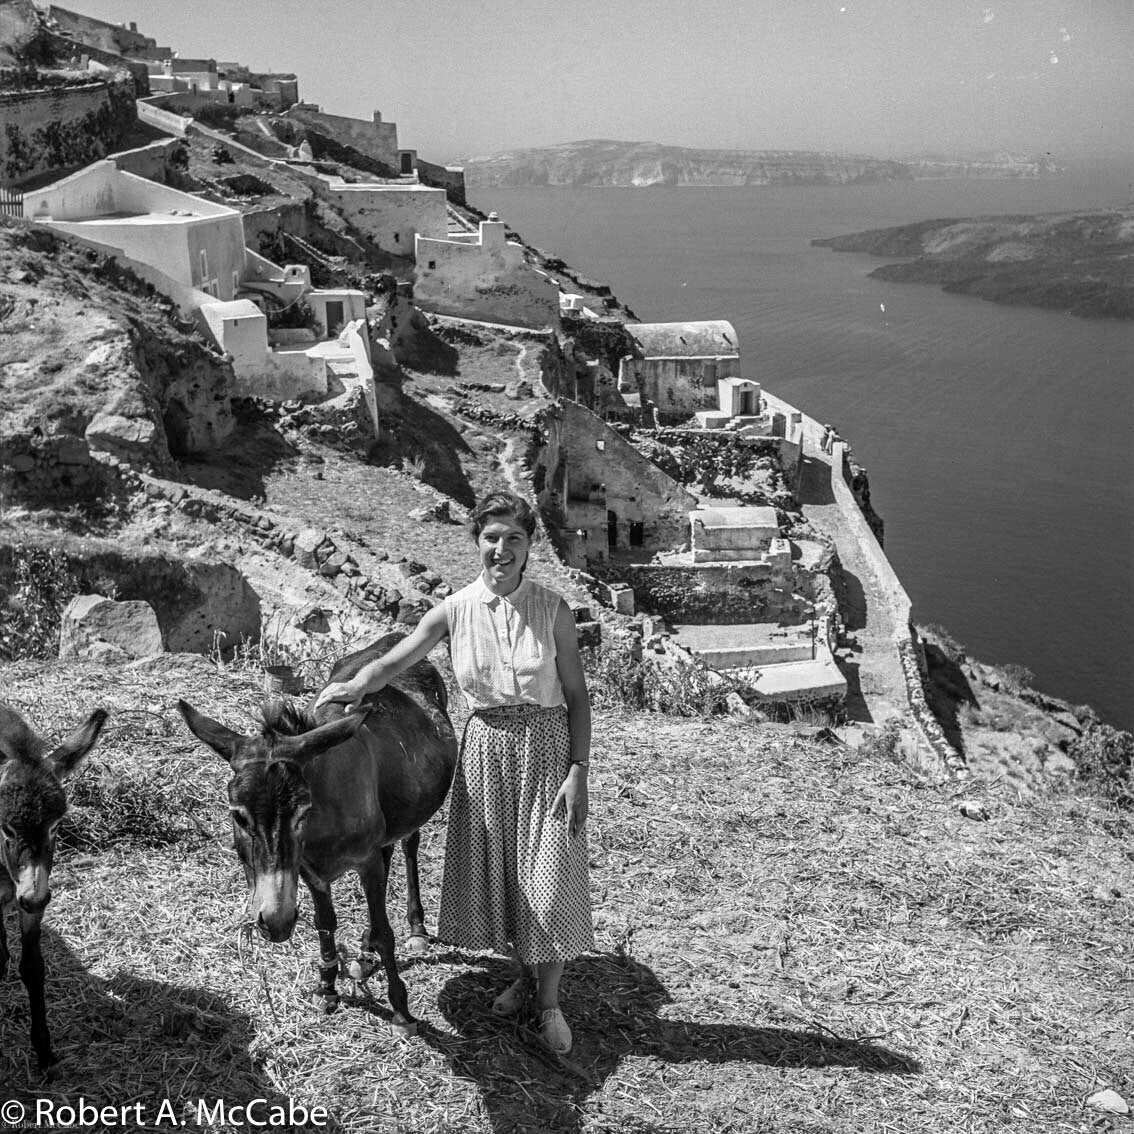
472 173 1134 729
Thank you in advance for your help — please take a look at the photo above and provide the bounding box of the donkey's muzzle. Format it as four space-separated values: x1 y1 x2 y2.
256 908 298 942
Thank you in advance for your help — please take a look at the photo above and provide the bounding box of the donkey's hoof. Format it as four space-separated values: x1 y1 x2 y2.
312 992 339 1015
389 1019 418 1039
404 934 430 956
348 956 379 982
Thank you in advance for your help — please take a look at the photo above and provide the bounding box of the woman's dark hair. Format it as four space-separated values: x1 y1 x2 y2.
470 491 537 541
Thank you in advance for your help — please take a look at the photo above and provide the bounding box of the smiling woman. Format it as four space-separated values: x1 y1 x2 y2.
315 489 595 1056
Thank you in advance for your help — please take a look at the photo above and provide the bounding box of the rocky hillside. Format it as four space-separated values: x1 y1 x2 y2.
813 208 1134 319
463 139 913 189
0 220 235 472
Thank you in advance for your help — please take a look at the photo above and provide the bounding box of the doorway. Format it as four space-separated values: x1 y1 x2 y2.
323 300 344 337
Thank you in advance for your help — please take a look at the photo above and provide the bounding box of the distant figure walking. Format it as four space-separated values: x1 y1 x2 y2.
820 424 834 454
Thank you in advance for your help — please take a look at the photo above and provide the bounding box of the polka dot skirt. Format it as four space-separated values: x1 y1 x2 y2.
436 705 594 965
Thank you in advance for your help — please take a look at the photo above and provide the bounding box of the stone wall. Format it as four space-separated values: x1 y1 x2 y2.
414 223 561 330
90 454 445 628
0 433 108 503
317 181 447 258
415 156 466 206
625 558 817 624
42 30 151 95
110 137 181 182
534 400 696 567
0 76 136 186
285 106 400 168
0 532 260 655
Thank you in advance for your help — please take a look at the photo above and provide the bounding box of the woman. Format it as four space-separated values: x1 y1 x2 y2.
315 491 593 1055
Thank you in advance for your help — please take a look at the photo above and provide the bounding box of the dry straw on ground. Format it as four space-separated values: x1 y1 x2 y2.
1 655 1130 1133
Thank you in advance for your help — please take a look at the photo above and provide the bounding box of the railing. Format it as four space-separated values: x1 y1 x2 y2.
0 188 24 218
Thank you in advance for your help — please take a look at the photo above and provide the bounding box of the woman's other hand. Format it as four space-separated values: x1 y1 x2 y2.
552 765 589 837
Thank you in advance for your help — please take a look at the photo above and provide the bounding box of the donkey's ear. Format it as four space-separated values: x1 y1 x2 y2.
178 700 245 764
274 710 366 766
49 708 108 779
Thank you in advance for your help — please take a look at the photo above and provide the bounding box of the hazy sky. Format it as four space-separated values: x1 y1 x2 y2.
63 0 1133 164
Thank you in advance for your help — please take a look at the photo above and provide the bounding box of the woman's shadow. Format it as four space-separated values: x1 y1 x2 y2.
1 924 342 1131
398 948 921 1134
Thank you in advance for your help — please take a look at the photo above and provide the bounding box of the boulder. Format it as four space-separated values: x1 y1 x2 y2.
85 413 160 461
408 501 452 523
59 594 164 661
504 380 533 400
296 606 331 634
293 529 328 570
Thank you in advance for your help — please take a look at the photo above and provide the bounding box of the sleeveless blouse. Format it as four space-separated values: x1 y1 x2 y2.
444 576 566 711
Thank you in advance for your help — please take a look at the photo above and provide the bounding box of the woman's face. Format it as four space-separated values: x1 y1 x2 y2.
477 514 531 593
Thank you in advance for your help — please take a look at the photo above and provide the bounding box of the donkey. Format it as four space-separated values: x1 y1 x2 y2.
179 632 457 1033
0 703 107 1071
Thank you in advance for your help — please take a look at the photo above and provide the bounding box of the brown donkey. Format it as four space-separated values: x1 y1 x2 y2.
0 703 107 1071
179 633 457 1033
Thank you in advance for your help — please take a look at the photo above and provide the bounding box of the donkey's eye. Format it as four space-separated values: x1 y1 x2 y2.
1 823 17 841
293 807 312 831
229 808 251 830
47 820 62 839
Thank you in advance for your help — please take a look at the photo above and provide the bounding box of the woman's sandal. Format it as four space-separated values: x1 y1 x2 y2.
538 1006 573 1055
490 977 530 1017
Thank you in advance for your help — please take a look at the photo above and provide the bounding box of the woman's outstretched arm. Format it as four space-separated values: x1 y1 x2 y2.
314 603 450 712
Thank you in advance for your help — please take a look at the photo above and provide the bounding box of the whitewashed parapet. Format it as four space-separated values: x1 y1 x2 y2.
136 95 193 137
827 440 967 775
897 634 969 778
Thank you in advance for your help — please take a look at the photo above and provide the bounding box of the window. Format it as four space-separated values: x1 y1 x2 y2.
199 249 208 281
428 260 436 269
231 271 240 297
394 232 399 243
629 522 644 547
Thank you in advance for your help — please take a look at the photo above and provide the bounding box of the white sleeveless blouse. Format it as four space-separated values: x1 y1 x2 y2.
444 576 566 710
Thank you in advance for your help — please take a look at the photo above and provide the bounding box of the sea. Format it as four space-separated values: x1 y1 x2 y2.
470 172 1134 730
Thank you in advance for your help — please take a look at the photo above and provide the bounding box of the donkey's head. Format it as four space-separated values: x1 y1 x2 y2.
0 705 107 913
177 700 364 942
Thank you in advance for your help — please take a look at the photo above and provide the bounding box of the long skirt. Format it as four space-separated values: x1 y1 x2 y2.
436 704 594 965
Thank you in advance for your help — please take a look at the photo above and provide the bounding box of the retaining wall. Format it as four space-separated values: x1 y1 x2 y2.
1 77 136 186
0 434 108 503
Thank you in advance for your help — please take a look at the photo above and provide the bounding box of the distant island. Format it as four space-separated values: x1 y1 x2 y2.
813 209 1134 320
462 139 1060 189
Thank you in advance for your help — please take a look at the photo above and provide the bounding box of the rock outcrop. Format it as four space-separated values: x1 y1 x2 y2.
0 222 236 498
813 208 1134 320
59 594 164 662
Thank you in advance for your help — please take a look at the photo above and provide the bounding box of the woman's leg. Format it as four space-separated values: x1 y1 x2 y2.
534 960 564 1011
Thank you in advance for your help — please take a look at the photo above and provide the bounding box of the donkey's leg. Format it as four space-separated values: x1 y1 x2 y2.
401 831 429 954
0 882 11 980
301 868 340 1015
18 908 55 1070
355 846 415 1034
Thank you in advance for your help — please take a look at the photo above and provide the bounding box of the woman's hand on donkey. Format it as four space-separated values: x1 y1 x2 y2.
315 675 373 713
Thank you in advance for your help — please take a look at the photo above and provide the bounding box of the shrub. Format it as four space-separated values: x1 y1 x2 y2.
1070 722 1134 808
0 547 81 661
584 640 736 717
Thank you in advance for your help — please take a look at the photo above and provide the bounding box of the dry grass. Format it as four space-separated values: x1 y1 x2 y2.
1 656 1131 1133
